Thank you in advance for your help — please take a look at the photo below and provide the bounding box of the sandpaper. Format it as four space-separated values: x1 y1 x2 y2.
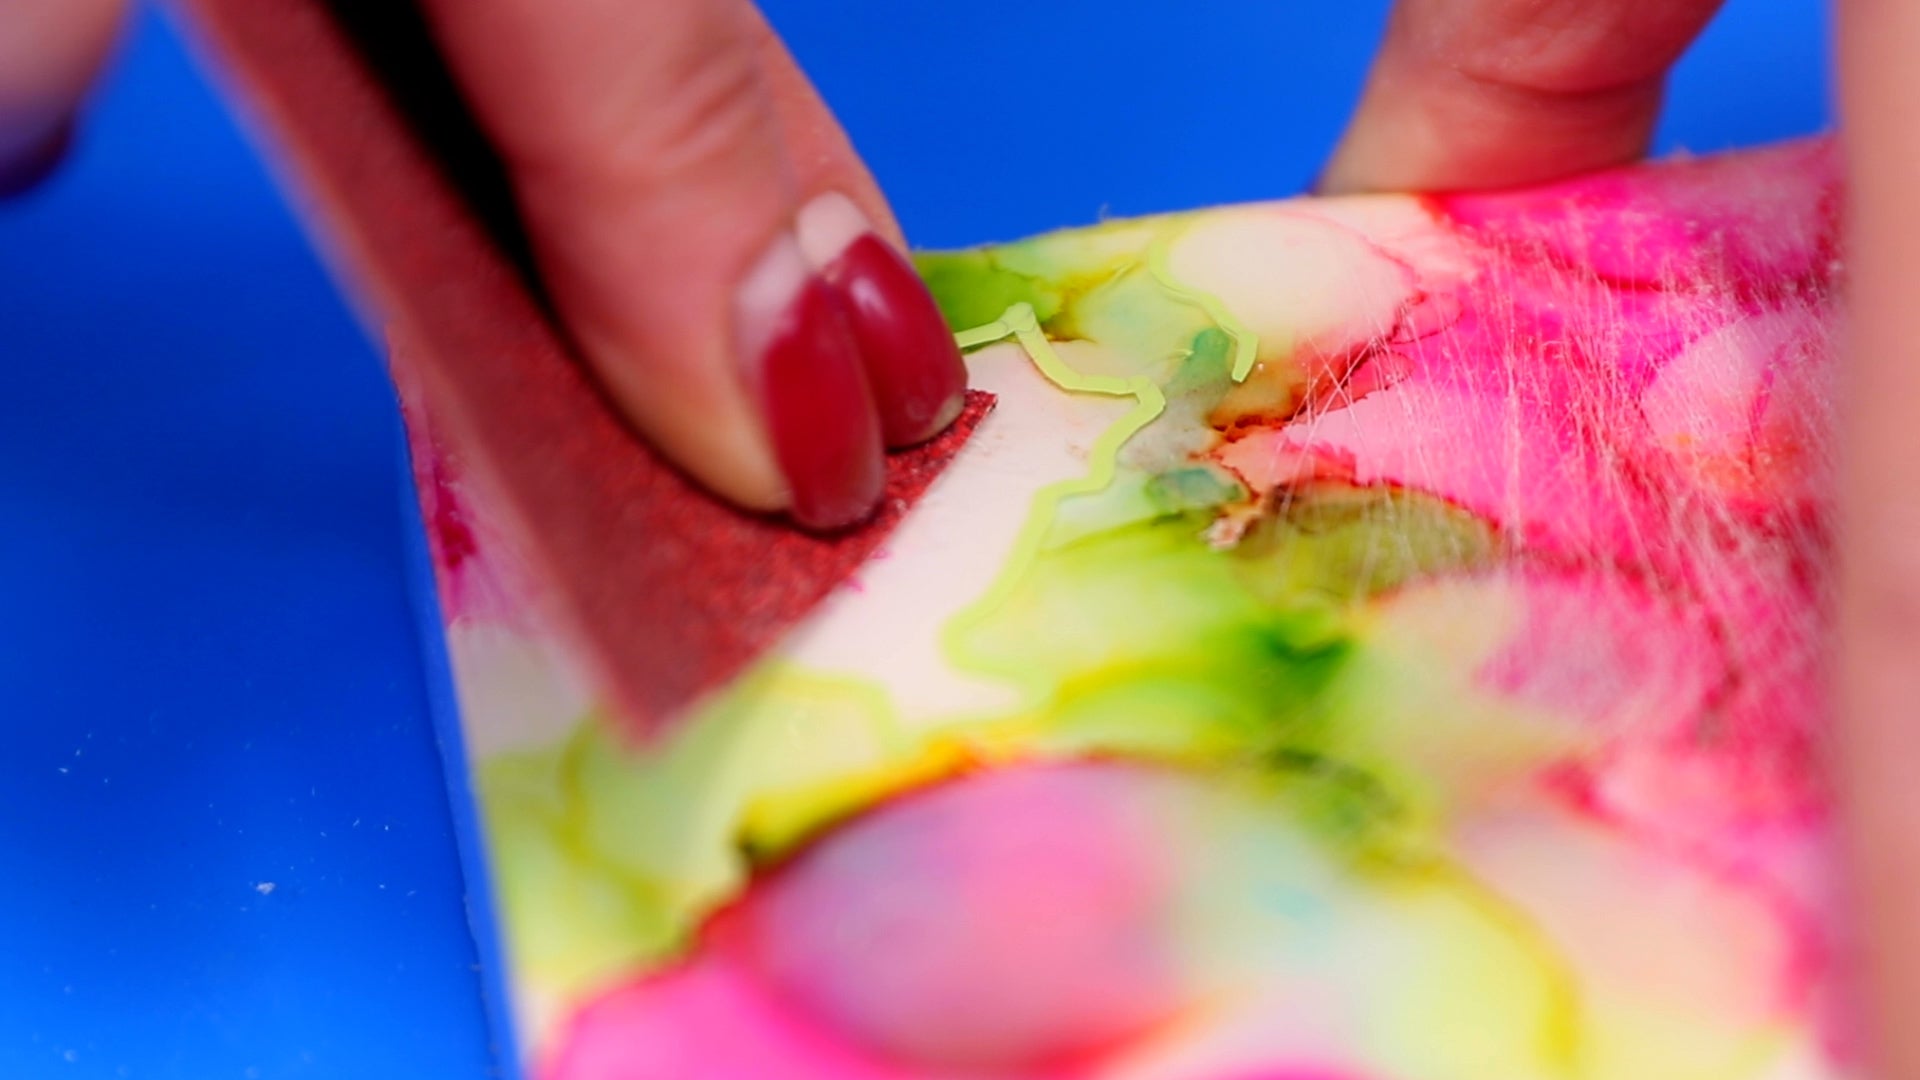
168 0 990 734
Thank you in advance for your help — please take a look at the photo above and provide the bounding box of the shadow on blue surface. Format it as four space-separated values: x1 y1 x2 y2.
0 1 1828 1076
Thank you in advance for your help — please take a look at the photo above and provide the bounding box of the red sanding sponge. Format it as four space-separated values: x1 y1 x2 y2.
170 0 990 734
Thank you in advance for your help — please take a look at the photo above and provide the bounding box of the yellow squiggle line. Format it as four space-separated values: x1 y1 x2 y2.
1146 231 1260 382
941 302 1167 704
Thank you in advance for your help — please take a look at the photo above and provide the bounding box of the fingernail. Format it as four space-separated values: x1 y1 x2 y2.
0 112 75 198
735 231 886 530
798 192 968 447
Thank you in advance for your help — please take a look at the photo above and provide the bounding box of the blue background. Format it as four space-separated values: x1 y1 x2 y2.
0 2 1830 1076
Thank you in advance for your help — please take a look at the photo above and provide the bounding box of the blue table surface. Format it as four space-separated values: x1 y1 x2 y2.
0 2 1830 1076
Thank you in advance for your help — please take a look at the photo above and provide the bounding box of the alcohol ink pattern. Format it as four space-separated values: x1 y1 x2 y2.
411 139 1846 1080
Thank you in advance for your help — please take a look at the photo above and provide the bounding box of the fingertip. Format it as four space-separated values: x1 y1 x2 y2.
734 226 886 531
834 234 968 448
798 192 969 449
421 0 915 530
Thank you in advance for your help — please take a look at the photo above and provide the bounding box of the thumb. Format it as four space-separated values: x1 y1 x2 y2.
1320 0 1721 193
417 0 966 530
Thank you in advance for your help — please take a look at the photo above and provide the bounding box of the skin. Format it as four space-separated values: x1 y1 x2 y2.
1834 2 1920 1077
5 0 1914 1072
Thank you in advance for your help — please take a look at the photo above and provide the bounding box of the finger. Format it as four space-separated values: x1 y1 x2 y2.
416 0 963 529
750 20 902 248
753 19 965 448
1835 1 1920 1075
1320 0 1722 194
0 0 126 194
417 0 861 524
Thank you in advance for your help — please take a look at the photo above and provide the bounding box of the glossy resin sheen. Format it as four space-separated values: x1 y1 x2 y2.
416 139 1846 1079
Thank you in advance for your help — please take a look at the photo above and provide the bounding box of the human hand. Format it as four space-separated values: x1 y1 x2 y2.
1 0 968 531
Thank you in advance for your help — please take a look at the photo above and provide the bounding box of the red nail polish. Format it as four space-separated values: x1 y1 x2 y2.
798 193 968 448
752 271 887 530
827 234 969 447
